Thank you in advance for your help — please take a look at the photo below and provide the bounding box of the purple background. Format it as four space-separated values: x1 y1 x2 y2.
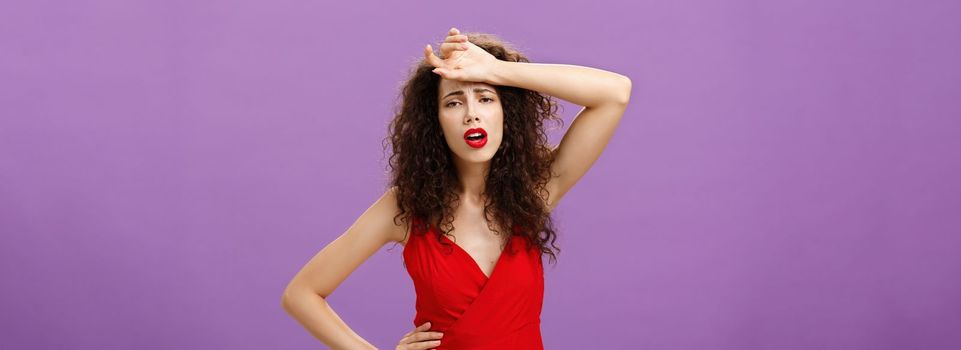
2 1 960 349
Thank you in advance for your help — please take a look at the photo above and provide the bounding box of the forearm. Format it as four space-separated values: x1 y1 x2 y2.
489 61 631 108
282 289 378 350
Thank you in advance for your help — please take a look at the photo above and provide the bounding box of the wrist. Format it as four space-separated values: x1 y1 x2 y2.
488 60 514 86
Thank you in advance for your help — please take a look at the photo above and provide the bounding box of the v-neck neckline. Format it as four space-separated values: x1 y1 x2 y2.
433 225 511 281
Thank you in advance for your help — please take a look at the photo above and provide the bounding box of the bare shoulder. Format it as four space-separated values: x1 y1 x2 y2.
380 187 421 246
354 185 408 245
542 147 562 214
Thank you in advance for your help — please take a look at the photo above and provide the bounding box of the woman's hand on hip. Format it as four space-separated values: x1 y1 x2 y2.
395 321 444 350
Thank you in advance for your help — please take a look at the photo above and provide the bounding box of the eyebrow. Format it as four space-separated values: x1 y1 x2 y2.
441 87 497 100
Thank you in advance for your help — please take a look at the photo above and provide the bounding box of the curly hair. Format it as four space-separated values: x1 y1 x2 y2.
381 32 564 265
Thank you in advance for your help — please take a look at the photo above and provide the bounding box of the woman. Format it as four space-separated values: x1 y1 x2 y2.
282 27 631 349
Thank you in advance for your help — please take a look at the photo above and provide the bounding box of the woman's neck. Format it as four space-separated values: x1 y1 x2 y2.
452 157 491 203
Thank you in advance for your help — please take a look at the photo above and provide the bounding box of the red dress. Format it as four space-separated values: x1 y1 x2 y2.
403 215 545 349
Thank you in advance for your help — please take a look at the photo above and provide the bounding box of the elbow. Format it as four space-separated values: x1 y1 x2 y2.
282 284 326 312
281 285 311 312
281 288 295 312
617 74 632 106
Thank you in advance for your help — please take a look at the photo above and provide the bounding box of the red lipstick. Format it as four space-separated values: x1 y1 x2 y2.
463 128 488 149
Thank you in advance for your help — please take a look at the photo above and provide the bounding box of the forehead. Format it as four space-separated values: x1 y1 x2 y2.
438 80 497 97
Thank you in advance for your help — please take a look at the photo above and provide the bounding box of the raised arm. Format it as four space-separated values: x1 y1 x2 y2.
281 187 407 349
425 27 632 211
489 61 632 211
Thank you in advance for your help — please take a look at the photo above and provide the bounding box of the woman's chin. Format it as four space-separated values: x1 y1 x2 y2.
454 151 495 164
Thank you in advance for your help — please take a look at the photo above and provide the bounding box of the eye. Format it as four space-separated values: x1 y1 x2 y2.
445 97 494 108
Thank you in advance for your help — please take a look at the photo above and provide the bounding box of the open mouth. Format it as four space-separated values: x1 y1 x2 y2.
463 128 488 148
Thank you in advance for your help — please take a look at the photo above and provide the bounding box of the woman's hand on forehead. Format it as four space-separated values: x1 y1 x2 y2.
424 27 501 84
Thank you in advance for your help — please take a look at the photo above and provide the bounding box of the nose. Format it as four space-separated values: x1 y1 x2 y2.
464 105 480 124
463 99 483 124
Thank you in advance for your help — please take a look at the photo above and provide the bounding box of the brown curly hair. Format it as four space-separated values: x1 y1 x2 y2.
381 32 564 265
